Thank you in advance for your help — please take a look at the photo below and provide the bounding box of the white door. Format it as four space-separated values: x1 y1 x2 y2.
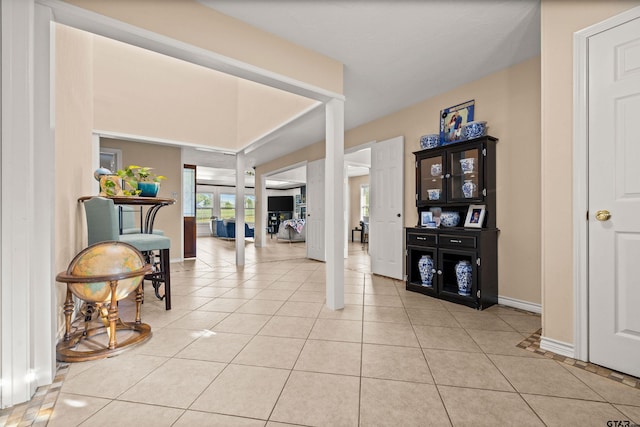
307 159 325 261
370 136 404 279
588 16 640 377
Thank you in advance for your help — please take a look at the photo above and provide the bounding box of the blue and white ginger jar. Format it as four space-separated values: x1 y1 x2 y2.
418 255 434 287
455 260 473 296
462 180 477 198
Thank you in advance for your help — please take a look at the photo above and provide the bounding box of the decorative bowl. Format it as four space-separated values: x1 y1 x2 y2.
430 163 442 177
420 134 440 150
440 211 460 227
462 121 487 139
427 189 441 201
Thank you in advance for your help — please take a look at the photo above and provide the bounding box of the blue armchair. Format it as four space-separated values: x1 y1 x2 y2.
215 219 254 239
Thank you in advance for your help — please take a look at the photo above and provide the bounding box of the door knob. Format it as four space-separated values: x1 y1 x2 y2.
595 210 611 221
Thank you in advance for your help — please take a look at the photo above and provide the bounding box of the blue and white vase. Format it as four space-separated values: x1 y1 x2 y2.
455 260 472 296
418 255 434 287
462 180 477 198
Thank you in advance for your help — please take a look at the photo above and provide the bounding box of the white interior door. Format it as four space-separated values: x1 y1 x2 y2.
307 159 325 261
588 16 640 377
370 136 404 279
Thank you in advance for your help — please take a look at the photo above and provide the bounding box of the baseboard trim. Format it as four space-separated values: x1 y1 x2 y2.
540 336 575 358
498 296 541 314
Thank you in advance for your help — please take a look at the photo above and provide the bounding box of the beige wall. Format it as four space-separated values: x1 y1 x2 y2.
93 34 317 149
63 0 343 94
100 139 183 256
540 0 640 344
54 24 95 335
349 175 369 232
93 34 239 148
258 56 542 306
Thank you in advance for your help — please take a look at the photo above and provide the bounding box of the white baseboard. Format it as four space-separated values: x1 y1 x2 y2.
540 336 575 358
498 296 541 314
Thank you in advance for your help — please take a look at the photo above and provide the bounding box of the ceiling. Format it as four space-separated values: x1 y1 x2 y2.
192 0 540 167
182 0 540 180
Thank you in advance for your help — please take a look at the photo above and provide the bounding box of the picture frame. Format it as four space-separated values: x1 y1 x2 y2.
420 211 433 227
440 99 475 145
464 204 486 228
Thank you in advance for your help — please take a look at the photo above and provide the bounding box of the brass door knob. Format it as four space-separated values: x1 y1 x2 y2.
595 210 611 221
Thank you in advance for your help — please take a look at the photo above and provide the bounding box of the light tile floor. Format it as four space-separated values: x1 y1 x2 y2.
3 237 640 426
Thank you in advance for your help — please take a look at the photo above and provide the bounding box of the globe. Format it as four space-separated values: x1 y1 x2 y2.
93 167 112 181
65 241 146 303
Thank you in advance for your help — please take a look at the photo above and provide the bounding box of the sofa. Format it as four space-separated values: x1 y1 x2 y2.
215 219 254 239
277 219 305 242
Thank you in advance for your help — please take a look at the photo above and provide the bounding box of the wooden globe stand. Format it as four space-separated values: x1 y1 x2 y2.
56 243 153 362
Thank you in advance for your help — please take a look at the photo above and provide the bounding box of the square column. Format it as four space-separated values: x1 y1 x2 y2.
235 153 246 266
325 99 345 310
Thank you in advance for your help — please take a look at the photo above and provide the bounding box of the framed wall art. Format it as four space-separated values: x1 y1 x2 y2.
440 100 475 145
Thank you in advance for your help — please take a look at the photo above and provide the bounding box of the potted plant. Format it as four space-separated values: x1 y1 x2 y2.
117 165 166 197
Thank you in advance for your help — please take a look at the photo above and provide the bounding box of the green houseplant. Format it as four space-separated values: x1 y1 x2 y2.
117 165 166 197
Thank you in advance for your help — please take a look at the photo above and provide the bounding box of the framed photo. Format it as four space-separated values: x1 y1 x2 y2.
420 211 433 227
464 204 486 228
440 99 475 145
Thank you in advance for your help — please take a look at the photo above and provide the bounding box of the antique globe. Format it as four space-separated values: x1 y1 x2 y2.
64 241 147 303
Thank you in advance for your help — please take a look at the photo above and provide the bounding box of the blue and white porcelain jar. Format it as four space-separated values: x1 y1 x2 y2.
430 163 442 177
462 180 477 198
420 134 440 150
455 260 473 296
418 255 434 287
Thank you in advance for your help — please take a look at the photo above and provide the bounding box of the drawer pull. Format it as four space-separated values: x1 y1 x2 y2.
416 236 426 241
450 239 462 243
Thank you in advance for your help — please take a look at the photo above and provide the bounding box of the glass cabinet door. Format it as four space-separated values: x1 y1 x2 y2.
419 155 445 204
448 146 483 202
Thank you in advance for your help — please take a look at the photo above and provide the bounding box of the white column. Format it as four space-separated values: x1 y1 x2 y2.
235 153 246 266
344 163 349 259
1 0 54 408
325 99 345 310
255 174 267 248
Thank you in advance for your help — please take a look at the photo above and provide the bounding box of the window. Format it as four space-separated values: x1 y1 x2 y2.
360 184 370 220
196 193 214 223
245 195 255 223
219 194 256 223
220 193 236 219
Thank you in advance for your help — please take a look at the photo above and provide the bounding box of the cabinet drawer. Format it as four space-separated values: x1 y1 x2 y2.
407 232 437 246
440 234 476 248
